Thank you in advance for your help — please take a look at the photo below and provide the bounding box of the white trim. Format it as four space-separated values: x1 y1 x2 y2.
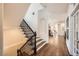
36 39 44 46
36 38 41 41
37 42 47 51
3 40 26 51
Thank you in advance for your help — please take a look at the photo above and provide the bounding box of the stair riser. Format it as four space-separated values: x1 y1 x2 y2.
36 39 42 43
37 42 46 51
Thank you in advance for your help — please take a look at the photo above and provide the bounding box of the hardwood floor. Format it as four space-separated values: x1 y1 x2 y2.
37 36 69 56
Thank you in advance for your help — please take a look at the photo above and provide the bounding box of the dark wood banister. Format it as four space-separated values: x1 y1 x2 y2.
19 33 35 50
18 19 37 55
34 32 36 55
22 19 35 34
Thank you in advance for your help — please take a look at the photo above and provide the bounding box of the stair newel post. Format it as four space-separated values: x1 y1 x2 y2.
34 32 37 55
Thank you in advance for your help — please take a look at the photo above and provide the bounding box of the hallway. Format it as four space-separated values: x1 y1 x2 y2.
37 36 69 56
2 3 77 56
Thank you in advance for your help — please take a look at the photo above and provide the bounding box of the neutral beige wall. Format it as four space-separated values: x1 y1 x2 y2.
0 3 3 56
3 28 28 55
4 3 30 30
3 3 30 56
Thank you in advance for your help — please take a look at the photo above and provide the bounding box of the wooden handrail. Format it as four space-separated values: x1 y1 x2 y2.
19 34 35 50
22 19 35 34
18 19 37 56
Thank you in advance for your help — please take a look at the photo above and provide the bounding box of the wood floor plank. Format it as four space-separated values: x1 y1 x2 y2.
37 36 69 56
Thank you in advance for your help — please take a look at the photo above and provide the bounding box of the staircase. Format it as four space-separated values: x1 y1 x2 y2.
17 19 46 56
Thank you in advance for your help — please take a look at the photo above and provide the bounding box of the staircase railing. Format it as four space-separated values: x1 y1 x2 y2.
22 19 35 34
17 19 37 56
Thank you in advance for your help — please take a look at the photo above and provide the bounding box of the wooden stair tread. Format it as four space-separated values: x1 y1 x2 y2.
36 39 42 43
22 52 29 56
18 20 36 56
36 41 46 49
21 45 34 55
23 50 34 55
22 44 32 50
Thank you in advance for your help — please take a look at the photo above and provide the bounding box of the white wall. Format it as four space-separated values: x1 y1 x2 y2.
38 8 67 42
24 3 43 32
45 11 66 36
38 10 48 42
24 3 49 42
58 23 65 36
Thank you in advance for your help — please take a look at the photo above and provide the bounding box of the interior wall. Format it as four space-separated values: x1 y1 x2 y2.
3 3 30 56
58 23 65 36
24 3 43 32
38 9 48 42
4 3 30 30
0 3 3 56
38 17 48 42
46 11 67 37
38 8 67 42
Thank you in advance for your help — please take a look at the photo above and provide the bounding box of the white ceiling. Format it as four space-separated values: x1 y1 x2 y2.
41 3 69 24
41 3 68 14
